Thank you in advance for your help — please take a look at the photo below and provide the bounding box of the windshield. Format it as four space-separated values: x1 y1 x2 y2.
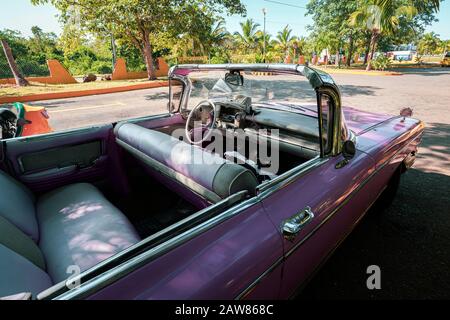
183 70 318 112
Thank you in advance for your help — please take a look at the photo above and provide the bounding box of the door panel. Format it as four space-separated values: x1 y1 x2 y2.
262 151 382 298
19 140 103 174
4 125 113 193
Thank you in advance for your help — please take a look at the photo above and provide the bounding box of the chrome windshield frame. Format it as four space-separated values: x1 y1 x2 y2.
168 63 345 156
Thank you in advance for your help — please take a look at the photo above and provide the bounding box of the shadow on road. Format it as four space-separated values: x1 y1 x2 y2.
29 100 78 108
338 84 380 97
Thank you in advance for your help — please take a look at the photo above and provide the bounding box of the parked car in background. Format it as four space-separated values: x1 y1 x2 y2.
0 64 424 300
0 102 52 139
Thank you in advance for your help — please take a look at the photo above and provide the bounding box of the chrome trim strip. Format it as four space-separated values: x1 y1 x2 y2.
235 255 284 300
357 115 403 136
169 64 309 78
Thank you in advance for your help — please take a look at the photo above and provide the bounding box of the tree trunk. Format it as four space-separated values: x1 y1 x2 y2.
1 39 29 86
363 33 371 65
335 51 339 67
142 34 156 80
347 33 354 67
366 31 379 71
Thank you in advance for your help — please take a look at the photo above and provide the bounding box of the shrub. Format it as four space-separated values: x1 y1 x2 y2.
91 61 113 74
414 54 424 65
371 55 392 71
210 55 228 64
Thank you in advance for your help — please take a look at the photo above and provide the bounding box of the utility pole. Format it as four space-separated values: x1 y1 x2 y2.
262 8 267 63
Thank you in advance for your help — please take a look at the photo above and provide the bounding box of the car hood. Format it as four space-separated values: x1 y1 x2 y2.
342 106 394 135
253 102 395 136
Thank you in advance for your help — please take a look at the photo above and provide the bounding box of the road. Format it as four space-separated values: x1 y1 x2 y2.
31 67 450 299
29 86 170 131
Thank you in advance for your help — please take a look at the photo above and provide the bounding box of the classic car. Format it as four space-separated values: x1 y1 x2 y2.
0 102 52 139
0 64 423 300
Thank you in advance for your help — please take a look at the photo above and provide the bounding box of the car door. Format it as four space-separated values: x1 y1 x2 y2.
260 90 385 298
1 125 116 194
261 151 379 298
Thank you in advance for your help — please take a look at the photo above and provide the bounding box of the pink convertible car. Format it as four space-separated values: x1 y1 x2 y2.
0 64 423 300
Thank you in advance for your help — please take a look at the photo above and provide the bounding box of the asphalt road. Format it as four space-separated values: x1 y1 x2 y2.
29 86 170 131
30 67 450 299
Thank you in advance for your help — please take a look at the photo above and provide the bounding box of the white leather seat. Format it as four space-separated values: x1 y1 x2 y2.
0 171 140 297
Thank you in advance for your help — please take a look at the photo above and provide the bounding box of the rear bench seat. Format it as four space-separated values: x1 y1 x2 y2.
0 171 140 298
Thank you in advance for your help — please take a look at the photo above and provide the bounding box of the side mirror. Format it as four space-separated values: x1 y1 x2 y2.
225 72 244 86
342 140 356 160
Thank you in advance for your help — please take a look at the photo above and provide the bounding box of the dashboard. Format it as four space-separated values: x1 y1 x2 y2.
213 100 321 159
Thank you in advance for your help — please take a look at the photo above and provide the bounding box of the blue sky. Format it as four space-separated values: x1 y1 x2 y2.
0 0 449 39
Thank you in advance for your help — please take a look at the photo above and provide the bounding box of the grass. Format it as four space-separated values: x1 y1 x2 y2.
0 78 167 98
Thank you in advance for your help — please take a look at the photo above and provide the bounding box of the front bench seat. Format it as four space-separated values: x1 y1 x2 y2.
0 171 140 298
114 123 258 204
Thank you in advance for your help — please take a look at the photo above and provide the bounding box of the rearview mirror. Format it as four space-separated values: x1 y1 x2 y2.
225 72 244 86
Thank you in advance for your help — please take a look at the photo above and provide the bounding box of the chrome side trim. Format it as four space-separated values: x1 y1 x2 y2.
235 255 284 300
357 115 402 136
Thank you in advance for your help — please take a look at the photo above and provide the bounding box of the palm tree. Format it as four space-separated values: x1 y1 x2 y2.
210 18 229 48
417 32 442 55
290 36 307 61
255 30 271 55
350 0 440 71
234 19 261 53
275 25 296 58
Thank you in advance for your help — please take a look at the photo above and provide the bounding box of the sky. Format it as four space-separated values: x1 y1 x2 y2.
0 0 449 40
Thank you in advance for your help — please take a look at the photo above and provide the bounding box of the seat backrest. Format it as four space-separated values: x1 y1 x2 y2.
0 244 52 298
0 170 39 242
115 123 258 204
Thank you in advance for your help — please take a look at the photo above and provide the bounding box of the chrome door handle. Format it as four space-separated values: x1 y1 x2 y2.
282 206 315 241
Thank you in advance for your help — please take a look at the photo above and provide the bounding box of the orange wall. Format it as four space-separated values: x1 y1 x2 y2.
112 57 169 80
0 59 77 85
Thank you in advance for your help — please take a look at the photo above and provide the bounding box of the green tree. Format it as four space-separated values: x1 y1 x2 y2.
275 25 297 59
234 18 261 54
349 0 440 71
32 0 246 80
306 0 360 67
417 32 443 54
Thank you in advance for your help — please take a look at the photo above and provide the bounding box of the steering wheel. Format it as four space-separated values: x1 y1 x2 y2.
185 100 219 145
